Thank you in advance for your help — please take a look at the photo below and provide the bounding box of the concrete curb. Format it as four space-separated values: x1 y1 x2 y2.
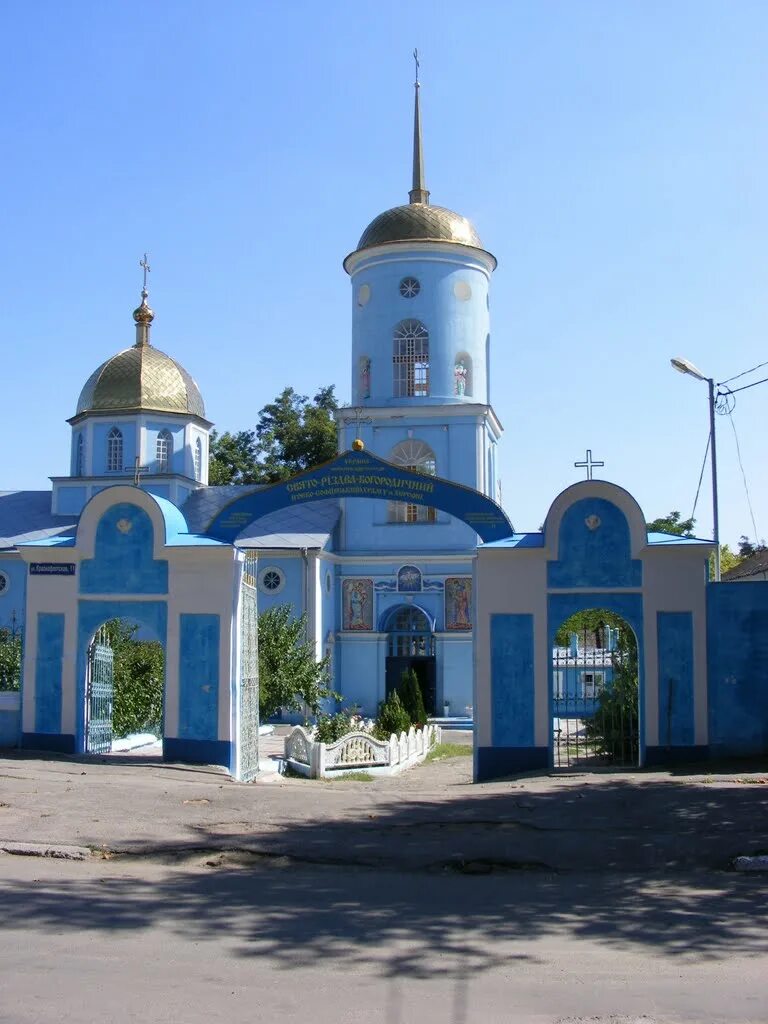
1 841 92 861
733 854 768 872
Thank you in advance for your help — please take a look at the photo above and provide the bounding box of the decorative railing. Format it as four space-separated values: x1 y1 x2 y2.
284 724 441 778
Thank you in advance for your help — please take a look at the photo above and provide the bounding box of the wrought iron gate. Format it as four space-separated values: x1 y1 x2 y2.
86 629 114 754
552 626 638 769
238 577 260 781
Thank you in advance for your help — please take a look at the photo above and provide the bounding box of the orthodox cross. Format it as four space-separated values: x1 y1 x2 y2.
125 456 150 486
414 48 420 83
342 406 372 431
139 253 151 291
574 449 605 480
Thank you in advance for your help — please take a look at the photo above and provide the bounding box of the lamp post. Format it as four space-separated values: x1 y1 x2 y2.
670 357 721 581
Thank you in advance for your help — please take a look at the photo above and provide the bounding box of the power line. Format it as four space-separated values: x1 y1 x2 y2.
725 408 760 543
727 374 768 396
690 431 711 525
720 359 768 386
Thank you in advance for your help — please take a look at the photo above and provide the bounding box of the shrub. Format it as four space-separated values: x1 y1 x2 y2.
397 668 427 727
314 710 356 744
373 690 411 740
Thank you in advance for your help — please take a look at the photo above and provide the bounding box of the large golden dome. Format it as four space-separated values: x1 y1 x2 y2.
356 203 483 251
75 343 206 419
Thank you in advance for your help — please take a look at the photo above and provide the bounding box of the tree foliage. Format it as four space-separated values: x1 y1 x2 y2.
554 609 628 649
646 510 696 537
209 386 339 485
397 668 427 727
0 624 22 691
257 604 335 720
373 690 412 740
584 621 639 763
102 619 164 738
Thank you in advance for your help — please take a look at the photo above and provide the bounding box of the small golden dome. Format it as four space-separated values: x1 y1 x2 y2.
356 203 483 251
132 290 155 325
75 344 206 419
351 438 365 452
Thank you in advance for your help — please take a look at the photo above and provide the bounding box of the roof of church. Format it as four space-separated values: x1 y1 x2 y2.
73 285 206 422
356 203 483 251
0 492 77 549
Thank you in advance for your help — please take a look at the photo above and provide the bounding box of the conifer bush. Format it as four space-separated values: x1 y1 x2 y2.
373 690 411 740
397 668 427 727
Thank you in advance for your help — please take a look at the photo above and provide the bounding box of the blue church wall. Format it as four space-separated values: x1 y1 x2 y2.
93 421 136 477
254 558 303 614
146 484 171 501
56 486 88 516
707 583 768 757
656 612 695 748
145 421 186 475
80 503 168 595
33 613 65 735
349 252 491 407
440 637 473 714
552 664 616 719
0 557 28 627
547 498 642 589
338 637 385 714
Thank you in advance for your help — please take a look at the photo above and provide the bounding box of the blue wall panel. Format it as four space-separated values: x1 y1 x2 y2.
548 498 642 588
34 613 65 734
56 486 88 515
80 503 168 595
657 612 695 747
707 583 768 756
179 613 220 741
490 613 535 747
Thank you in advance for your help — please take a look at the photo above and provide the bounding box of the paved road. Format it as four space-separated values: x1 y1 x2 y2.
1 852 766 1024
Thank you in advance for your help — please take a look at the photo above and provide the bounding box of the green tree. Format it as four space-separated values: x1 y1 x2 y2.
554 609 627 648
584 626 639 763
209 386 339 485
373 690 411 740
646 511 696 537
258 604 335 720
397 668 427 727
738 535 767 557
102 620 164 738
0 623 22 691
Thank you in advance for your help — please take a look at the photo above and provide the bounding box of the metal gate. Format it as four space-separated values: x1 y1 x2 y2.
238 576 260 781
552 624 638 769
86 629 114 754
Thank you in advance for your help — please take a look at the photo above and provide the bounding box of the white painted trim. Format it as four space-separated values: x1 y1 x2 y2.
344 243 497 276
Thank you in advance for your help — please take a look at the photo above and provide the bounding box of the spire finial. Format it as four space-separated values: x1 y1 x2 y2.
133 252 155 346
409 49 430 206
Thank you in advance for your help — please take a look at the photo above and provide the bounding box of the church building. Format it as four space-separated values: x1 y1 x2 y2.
0 69 504 766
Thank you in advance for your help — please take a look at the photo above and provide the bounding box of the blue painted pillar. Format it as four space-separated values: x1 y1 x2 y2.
21 613 74 753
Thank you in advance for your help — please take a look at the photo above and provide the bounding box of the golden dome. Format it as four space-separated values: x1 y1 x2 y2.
356 203 483 251
75 343 206 419
132 291 155 324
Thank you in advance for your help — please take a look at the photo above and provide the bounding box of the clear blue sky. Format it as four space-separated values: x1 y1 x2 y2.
3 0 766 547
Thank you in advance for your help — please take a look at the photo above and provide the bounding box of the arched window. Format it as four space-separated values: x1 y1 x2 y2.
156 429 172 473
106 428 123 473
387 439 437 524
393 319 429 397
75 434 84 476
194 437 203 481
386 605 435 657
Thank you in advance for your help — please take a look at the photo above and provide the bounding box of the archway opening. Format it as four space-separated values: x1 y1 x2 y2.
551 609 639 769
384 605 436 716
84 618 165 756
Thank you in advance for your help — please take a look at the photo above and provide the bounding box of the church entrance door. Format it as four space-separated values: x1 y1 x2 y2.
384 606 437 716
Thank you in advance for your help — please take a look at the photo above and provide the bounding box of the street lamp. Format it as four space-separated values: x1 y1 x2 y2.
670 357 721 581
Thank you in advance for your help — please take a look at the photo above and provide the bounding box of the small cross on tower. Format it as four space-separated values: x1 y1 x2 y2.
139 253 151 291
125 456 150 486
574 448 605 480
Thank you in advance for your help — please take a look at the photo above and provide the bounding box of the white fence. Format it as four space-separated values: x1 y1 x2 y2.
284 724 441 778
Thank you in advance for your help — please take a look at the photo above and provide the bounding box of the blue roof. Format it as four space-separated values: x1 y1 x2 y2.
646 532 713 546
0 491 77 549
235 499 341 549
481 533 545 549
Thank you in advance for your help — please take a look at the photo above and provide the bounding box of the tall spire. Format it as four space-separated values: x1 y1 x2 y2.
133 253 155 347
408 49 430 205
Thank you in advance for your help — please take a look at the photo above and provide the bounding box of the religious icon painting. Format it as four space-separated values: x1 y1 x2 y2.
445 577 472 630
397 565 422 592
342 578 373 631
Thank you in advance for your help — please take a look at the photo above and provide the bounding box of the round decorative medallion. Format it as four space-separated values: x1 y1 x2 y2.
357 284 371 307
453 280 472 301
258 565 286 595
0 571 9 596
116 518 133 534
585 515 602 531
399 277 420 298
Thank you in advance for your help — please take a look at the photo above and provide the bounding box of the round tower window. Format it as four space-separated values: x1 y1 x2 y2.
399 277 420 298
454 280 472 301
258 566 286 595
0 571 9 595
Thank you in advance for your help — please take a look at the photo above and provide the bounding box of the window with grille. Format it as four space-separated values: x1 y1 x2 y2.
194 437 203 481
393 320 429 397
106 428 123 473
156 429 172 473
386 606 435 657
387 439 437 524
